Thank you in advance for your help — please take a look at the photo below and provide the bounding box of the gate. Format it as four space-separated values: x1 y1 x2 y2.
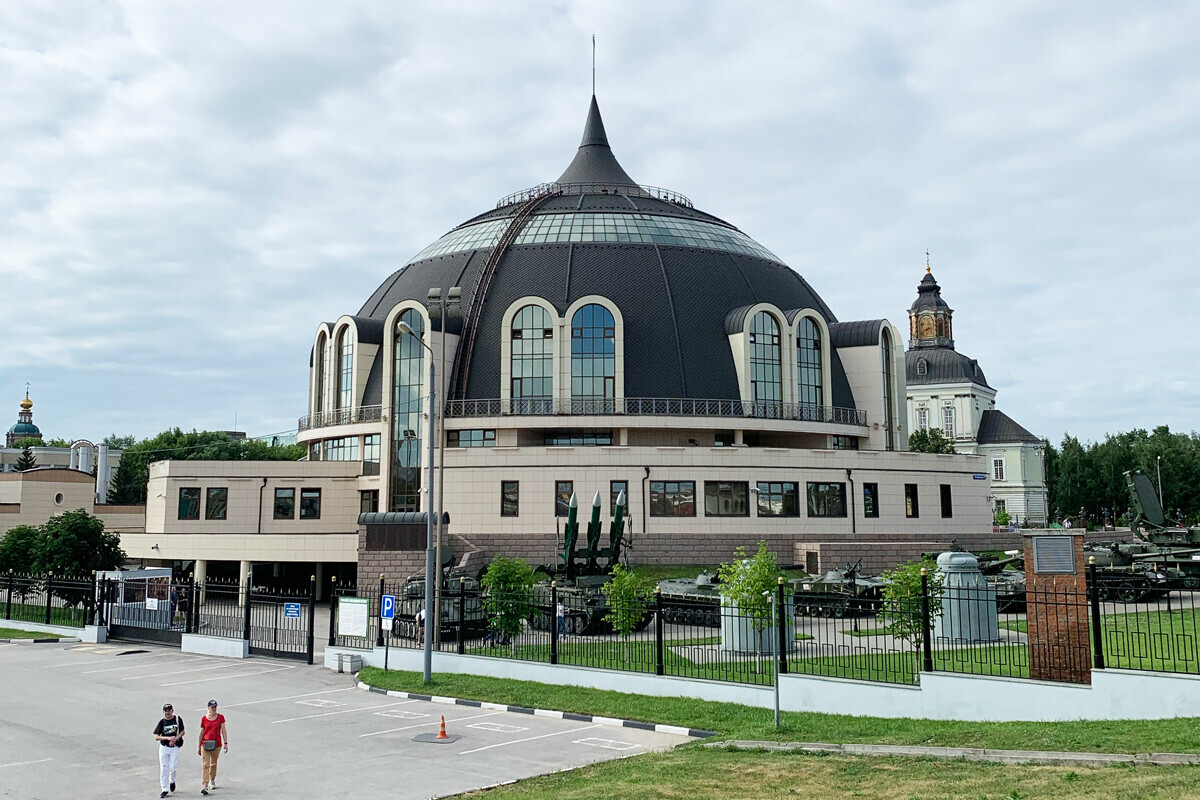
98 569 190 647
248 588 314 661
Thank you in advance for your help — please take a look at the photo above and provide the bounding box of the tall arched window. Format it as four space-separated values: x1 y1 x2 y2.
314 332 327 416
571 304 615 413
881 329 896 450
336 327 354 413
391 310 424 511
511 305 553 413
748 312 781 415
797 317 823 418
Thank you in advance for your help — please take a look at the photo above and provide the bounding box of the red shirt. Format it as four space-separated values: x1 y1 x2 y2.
200 713 225 746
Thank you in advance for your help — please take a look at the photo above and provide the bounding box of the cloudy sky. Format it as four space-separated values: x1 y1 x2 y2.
2 1 1198 447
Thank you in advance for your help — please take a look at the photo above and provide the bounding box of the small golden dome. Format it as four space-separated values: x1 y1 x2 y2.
20 391 32 411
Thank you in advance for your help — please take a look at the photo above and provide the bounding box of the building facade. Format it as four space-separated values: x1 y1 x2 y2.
904 267 1047 525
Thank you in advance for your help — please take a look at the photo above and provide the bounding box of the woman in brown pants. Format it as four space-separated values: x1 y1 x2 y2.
198 700 228 794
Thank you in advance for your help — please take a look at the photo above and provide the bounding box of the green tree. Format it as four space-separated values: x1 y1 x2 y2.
601 564 652 662
880 558 943 671
480 556 535 655
8 437 43 450
0 524 43 574
103 433 137 449
35 510 124 618
908 428 957 454
44 438 72 448
15 446 37 471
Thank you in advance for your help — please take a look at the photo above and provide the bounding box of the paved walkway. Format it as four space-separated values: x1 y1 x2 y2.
706 740 1200 767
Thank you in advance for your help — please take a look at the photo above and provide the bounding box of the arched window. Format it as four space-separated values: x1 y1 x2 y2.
916 358 928 376
391 310 424 511
748 312 782 415
336 327 354 413
571 304 615 413
936 317 946 338
881 329 895 450
511 305 553 413
797 317 823 417
314 332 327 415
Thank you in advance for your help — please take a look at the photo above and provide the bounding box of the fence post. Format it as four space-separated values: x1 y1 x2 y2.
457 579 466 656
307 575 317 666
44 572 54 625
242 581 252 642
776 577 789 675
97 576 107 627
5 572 13 621
920 568 934 673
191 578 201 633
328 576 338 647
1088 557 1105 670
654 587 665 676
376 574 385 648
549 581 559 666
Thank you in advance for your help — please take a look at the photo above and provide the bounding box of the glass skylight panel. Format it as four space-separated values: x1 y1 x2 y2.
406 213 780 263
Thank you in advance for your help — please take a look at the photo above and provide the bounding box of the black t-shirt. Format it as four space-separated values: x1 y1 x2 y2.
154 716 185 747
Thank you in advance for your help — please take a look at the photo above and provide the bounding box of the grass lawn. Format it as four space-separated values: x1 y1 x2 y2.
0 627 63 639
453 747 1200 799
2 602 88 627
357 667 1200 754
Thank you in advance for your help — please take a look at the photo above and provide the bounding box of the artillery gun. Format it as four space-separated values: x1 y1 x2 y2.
1122 470 1200 590
791 560 886 617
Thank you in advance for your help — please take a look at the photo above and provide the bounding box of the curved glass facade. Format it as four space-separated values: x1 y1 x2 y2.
748 311 781 406
511 305 554 410
409 213 779 263
314 332 327 414
797 316 823 409
336 327 354 412
571 304 616 412
391 309 424 511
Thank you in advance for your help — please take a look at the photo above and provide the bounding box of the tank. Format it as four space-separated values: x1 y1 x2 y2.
791 563 886 617
656 571 724 627
1084 542 1178 601
527 575 652 636
392 574 488 640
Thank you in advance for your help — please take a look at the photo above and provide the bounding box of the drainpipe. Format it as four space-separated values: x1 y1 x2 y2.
257 478 268 534
845 468 856 535
642 466 650 536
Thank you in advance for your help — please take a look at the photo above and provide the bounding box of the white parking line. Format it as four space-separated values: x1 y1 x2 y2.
205 687 353 710
457 724 603 755
163 666 296 686
359 711 502 738
122 662 238 680
272 700 415 724
0 758 52 769
83 657 206 674
574 737 642 751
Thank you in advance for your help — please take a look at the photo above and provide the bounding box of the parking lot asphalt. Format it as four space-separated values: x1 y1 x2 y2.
0 641 691 799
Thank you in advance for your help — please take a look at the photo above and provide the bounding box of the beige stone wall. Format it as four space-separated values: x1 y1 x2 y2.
0 469 96 533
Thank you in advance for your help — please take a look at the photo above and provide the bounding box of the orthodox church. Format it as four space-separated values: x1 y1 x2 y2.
904 266 1047 525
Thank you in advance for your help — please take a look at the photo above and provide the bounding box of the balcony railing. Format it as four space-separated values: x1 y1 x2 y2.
441 397 868 426
298 405 383 433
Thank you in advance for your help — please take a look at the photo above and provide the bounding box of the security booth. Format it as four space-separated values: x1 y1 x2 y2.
97 568 182 644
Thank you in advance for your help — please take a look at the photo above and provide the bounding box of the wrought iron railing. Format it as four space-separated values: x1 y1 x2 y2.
497 181 694 209
297 405 383 432
441 397 868 426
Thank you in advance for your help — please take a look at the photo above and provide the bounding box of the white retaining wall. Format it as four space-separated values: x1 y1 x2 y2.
181 634 250 659
0 619 91 640
324 646 1200 722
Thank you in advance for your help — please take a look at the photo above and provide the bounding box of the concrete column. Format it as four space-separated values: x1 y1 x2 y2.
70 448 79 470
618 428 629 446
195 559 208 604
734 430 745 445
239 560 252 608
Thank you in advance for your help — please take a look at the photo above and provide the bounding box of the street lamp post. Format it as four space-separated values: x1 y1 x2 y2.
427 286 460 649
1157 455 1165 511
398 320 436 683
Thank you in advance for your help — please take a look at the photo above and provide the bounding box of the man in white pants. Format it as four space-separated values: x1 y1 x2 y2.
153 702 185 797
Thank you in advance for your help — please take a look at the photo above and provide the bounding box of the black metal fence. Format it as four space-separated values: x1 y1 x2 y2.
2 572 96 628
329 568 1200 688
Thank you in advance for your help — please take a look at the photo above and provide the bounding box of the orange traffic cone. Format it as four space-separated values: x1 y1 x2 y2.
435 715 449 740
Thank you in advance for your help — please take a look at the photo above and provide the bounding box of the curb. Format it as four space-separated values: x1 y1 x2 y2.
355 680 716 739
0 636 79 644
705 740 1200 767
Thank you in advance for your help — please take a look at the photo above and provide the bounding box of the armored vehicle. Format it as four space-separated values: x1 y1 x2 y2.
791 561 886 617
656 571 724 627
974 552 1027 612
393 574 488 640
1123 470 1200 589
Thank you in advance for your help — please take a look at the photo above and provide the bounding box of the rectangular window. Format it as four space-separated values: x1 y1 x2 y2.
705 481 749 517
940 484 953 518
448 429 496 448
832 435 859 450
993 458 1006 482
554 480 574 517
650 480 696 517
917 408 928 430
806 482 847 518
501 481 519 517
905 484 920 518
178 488 201 520
756 482 799 517
544 430 612 446
863 483 879 518
300 488 321 519
942 406 955 438
359 489 378 515
610 480 628 517
205 487 228 521
274 488 295 519
323 436 360 462
363 434 381 463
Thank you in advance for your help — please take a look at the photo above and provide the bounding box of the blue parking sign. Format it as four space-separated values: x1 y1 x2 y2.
283 602 301 619
381 595 396 620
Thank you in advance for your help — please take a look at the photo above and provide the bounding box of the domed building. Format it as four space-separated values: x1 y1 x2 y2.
7 390 43 447
132 95 994 588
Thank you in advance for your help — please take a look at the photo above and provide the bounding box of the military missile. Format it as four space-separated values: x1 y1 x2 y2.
613 490 626 528
590 491 602 528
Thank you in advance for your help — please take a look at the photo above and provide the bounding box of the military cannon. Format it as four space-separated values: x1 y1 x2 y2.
791 560 886 618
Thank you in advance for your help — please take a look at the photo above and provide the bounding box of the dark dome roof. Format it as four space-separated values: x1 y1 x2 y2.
905 348 991 389
359 97 854 407
910 270 951 313
8 421 40 436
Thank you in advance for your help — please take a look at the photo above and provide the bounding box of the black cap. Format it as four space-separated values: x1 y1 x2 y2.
207 700 218 707
162 703 173 710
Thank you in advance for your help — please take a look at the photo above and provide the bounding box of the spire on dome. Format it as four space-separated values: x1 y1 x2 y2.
555 95 638 187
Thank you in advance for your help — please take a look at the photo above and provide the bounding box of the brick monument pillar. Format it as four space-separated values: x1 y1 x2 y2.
1022 533 1091 684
